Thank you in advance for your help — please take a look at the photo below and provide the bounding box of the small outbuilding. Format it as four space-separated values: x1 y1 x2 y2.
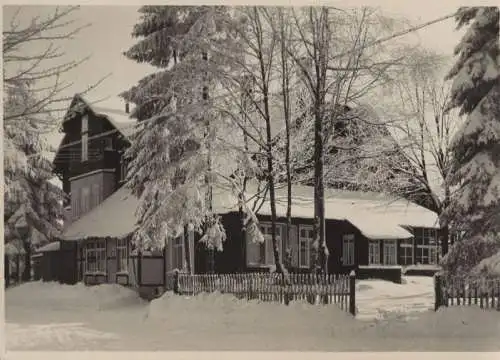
32 241 62 282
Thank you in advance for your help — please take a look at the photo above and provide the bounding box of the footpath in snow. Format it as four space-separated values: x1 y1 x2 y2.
5 278 500 351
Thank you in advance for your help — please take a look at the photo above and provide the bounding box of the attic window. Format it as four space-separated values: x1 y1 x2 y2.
103 137 113 151
81 114 88 133
81 114 89 162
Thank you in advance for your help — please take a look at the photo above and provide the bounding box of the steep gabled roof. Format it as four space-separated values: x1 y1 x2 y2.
53 94 137 168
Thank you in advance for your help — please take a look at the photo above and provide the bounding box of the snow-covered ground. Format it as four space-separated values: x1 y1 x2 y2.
356 276 434 320
5 277 500 351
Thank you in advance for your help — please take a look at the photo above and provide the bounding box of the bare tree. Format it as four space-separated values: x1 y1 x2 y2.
275 7 295 270
382 51 461 255
281 7 411 273
3 6 109 124
3 6 107 280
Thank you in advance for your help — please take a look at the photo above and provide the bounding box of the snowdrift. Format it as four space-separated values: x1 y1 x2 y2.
5 281 145 312
147 290 363 336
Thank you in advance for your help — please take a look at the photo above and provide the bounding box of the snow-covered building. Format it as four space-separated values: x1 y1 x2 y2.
49 94 442 288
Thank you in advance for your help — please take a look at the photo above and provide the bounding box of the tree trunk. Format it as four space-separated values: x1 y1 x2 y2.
183 224 192 274
22 240 31 282
313 104 327 274
440 223 449 258
440 187 451 257
279 8 293 274
254 8 286 275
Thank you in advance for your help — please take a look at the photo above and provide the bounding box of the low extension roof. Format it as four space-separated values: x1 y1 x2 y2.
60 181 438 242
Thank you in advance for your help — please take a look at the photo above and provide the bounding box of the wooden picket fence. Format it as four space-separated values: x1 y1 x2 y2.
434 274 500 311
171 272 356 315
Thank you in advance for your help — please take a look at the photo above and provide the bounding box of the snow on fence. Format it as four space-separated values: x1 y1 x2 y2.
434 274 500 311
171 271 356 315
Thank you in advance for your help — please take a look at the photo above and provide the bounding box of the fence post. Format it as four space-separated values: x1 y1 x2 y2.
163 246 167 289
137 250 143 287
349 270 356 316
434 273 442 311
173 269 180 295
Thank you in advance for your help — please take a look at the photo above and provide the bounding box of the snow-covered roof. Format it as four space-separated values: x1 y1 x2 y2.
61 181 439 242
226 182 440 229
36 241 60 253
92 106 137 138
61 186 140 241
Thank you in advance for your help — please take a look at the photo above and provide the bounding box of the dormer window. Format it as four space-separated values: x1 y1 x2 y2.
81 114 89 162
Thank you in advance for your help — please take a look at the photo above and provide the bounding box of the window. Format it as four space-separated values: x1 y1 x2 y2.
298 225 313 268
400 238 414 265
116 238 128 273
172 236 184 270
103 137 113 151
342 234 355 266
246 223 282 267
82 134 88 161
119 157 127 182
80 187 90 215
81 114 88 132
415 228 439 265
368 240 380 265
383 240 397 265
91 183 101 208
84 240 106 274
81 115 89 162
264 223 282 265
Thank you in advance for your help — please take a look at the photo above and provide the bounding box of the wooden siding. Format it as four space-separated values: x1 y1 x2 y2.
193 213 437 275
193 212 363 275
58 240 79 284
69 170 117 221
55 103 129 207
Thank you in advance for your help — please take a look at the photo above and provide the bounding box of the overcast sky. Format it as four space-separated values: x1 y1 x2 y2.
3 1 474 193
3 1 468 112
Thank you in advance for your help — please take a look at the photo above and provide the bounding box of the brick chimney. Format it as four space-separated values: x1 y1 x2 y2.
125 102 130 114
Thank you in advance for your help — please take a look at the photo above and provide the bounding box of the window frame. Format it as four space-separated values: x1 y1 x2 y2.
172 236 184 271
298 225 313 269
103 137 113 151
116 238 128 273
368 240 381 265
342 234 355 266
84 239 106 275
81 114 89 162
415 227 439 265
383 239 397 265
400 238 414 265
246 222 283 267
119 156 127 183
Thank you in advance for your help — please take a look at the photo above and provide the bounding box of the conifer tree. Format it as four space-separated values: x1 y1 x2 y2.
442 6 500 276
444 6 499 236
121 6 236 260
